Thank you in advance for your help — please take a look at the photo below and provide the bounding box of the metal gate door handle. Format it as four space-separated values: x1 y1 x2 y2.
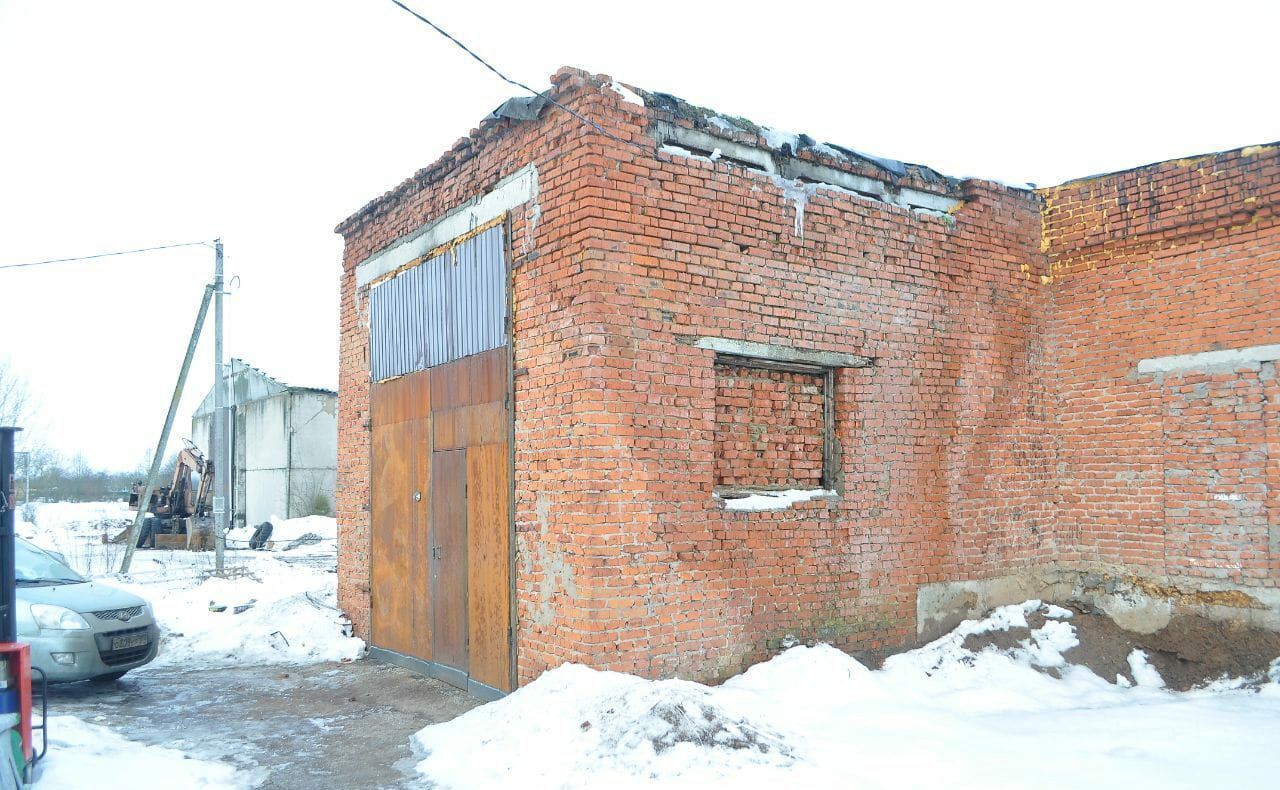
413 491 422 502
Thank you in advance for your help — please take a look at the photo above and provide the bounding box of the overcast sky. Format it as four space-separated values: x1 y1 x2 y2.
1 0 1277 470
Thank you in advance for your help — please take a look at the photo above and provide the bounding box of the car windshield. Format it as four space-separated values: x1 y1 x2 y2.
15 540 84 584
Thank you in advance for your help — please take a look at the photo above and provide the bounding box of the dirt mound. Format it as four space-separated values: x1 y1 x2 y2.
962 605 1280 691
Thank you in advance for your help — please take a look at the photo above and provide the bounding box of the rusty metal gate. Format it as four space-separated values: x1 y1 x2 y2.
367 222 512 699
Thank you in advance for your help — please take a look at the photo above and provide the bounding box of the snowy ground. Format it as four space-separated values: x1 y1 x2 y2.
37 716 247 790
17 501 363 670
15 501 363 788
412 601 1280 789
18 503 1280 789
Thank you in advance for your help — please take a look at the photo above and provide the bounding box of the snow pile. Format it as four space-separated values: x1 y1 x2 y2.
225 514 336 550
20 503 362 670
1127 649 1167 688
115 556 364 669
892 597 1080 676
412 601 1280 789
719 488 832 511
413 665 798 788
37 716 251 789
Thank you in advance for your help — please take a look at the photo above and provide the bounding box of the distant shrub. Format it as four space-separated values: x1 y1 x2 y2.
309 493 332 517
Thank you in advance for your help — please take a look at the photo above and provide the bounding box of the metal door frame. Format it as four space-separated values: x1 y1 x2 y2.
364 214 516 702
503 213 519 695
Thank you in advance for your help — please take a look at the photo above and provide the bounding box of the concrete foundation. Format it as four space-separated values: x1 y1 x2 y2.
918 568 1280 642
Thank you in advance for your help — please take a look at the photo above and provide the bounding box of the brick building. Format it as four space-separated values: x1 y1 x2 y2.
334 67 1278 696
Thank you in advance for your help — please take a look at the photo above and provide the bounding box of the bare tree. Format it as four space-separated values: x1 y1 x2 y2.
0 358 30 426
22 446 58 477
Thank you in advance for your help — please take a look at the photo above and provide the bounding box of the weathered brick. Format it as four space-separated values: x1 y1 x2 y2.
335 67 1280 687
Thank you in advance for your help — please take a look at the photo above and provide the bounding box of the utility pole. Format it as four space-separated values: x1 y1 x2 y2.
213 239 228 575
120 284 214 574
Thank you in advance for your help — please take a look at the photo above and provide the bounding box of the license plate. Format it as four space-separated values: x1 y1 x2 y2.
111 633 149 651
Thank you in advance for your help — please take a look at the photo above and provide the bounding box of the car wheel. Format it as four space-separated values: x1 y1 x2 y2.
92 671 129 683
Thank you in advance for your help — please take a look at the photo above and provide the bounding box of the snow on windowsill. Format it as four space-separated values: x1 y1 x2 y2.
717 488 835 511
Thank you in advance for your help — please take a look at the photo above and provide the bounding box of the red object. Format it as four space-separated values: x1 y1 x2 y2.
0 643 32 762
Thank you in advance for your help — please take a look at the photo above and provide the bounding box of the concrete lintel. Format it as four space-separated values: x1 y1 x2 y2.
655 122 776 173
785 159 961 214
656 123 960 214
355 164 538 289
787 159 889 201
896 186 962 213
1136 343 1280 375
694 337 872 369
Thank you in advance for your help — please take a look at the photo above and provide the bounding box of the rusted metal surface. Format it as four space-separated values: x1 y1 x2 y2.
370 414 419 659
466 442 511 691
366 223 513 694
431 449 468 674
368 350 513 693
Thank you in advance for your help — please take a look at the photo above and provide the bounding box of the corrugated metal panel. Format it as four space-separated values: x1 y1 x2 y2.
369 224 507 382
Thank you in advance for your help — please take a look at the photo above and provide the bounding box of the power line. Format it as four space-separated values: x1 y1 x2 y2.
386 0 651 155
0 240 213 272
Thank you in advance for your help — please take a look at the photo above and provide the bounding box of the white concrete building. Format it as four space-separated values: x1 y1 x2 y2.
191 359 337 529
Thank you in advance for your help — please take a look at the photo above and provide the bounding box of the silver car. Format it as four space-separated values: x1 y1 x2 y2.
15 538 159 682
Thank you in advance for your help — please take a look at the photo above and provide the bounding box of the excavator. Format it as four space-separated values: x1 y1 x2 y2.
113 439 216 550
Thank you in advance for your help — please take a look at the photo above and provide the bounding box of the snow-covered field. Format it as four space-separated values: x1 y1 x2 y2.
413 601 1280 789
16 501 362 788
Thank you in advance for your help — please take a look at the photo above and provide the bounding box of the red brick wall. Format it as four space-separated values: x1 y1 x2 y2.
340 71 1280 688
339 69 1054 683
513 72 1054 680
336 239 370 638
335 69 613 679
1161 366 1276 582
1043 144 1280 586
713 365 825 489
